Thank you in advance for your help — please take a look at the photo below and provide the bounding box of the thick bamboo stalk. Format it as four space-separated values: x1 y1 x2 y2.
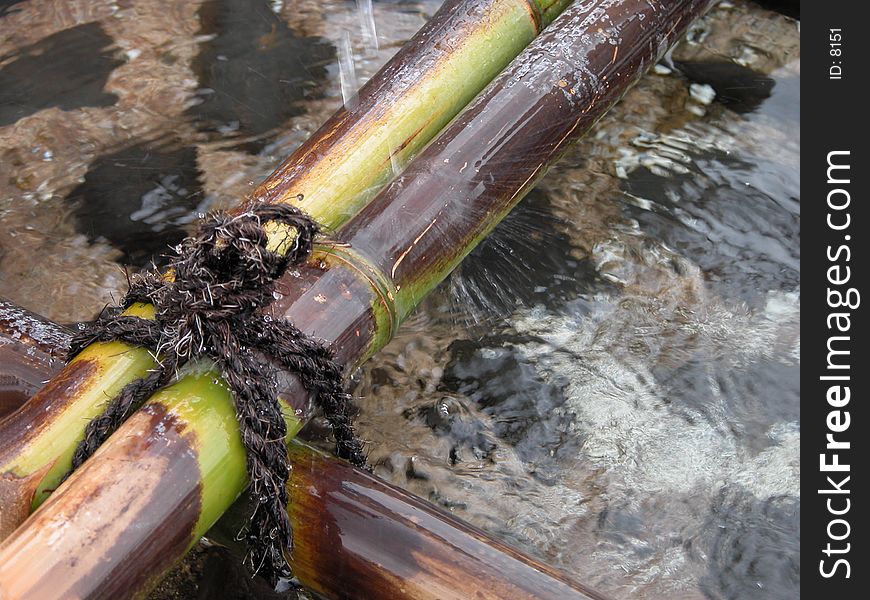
0 1 712 598
255 0 575 227
223 442 610 600
0 302 607 600
0 0 571 538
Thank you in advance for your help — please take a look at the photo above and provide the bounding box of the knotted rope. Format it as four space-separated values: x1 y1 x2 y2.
62 202 367 583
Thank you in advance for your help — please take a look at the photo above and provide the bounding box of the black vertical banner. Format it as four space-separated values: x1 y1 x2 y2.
803 1 867 597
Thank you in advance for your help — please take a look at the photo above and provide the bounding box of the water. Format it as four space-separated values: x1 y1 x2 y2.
337 30 360 109
0 1 799 598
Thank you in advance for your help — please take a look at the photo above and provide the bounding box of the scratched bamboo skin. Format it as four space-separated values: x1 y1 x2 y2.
0 302 608 600
0 0 573 539
0 1 712 598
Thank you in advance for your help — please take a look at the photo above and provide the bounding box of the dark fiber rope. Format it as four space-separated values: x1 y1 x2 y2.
61 202 367 584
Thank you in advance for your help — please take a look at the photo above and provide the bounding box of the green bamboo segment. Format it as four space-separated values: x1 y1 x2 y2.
0 303 156 511
0 0 572 536
252 0 573 228
538 0 575 24
142 365 303 535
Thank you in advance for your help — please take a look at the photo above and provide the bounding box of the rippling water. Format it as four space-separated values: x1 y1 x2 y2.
0 1 799 598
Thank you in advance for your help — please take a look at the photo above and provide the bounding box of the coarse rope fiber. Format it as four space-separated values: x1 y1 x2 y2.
61 202 367 584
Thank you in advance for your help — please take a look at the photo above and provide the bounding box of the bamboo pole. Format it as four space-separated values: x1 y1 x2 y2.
0 301 68 420
0 1 712 598
0 0 572 538
254 0 575 226
0 302 608 600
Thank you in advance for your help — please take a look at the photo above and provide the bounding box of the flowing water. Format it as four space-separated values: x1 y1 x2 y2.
0 1 799 598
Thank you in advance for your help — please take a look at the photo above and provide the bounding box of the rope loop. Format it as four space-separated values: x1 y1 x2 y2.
64 201 367 584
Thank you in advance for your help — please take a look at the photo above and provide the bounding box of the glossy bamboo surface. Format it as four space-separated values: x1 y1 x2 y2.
250 0 572 227
340 0 715 319
0 300 67 420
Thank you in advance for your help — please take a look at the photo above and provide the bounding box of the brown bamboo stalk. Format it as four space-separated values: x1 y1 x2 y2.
0 1 712 597
0 298 608 600
0 301 68 420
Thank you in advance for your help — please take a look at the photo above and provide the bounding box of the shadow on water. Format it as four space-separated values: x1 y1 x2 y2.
0 0 26 18
700 490 800 600
430 190 617 466
188 0 335 153
750 0 799 20
0 22 123 127
620 148 799 307
438 336 580 468
674 61 774 114
655 357 800 453
57 0 337 266
440 189 613 328
619 67 800 309
65 140 204 266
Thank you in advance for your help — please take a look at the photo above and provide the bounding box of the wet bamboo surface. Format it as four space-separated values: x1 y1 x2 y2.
251 0 574 226
0 303 607 600
0 300 68 420
0 0 712 598
0 0 572 538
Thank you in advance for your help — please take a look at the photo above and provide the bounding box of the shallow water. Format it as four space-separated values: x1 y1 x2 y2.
0 1 799 598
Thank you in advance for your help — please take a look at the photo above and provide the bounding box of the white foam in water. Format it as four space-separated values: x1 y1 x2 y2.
493 286 799 595
689 82 716 105
512 286 800 499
